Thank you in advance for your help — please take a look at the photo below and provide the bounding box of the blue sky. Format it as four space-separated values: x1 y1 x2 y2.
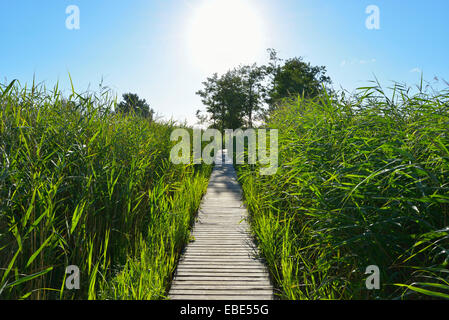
1 0 448 125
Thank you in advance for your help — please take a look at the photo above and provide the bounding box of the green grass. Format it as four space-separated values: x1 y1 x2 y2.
237 82 449 299
0 80 211 299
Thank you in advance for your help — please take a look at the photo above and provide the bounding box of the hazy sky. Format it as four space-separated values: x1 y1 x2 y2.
1 0 448 125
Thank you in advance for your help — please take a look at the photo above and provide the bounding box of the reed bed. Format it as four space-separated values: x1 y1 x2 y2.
0 80 211 299
237 82 449 299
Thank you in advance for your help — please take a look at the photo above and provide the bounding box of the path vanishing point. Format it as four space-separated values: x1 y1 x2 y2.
168 150 274 300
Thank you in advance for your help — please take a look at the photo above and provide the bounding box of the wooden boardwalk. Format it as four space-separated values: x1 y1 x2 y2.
168 150 273 300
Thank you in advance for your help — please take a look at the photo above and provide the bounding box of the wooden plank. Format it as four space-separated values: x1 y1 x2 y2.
184 249 254 253
172 276 271 282
181 251 258 256
180 258 257 262
195 218 247 221
177 265 266 270
195 217 248 221
180 254 257 258
199 205 245 210
192 231 249 234
201 198 243 202
179 259 260 263
190 236 249 239
171 285 272 290
189 241 250 245
168 295 273 300
185 248 254 252
168 153 272 300
191 231 249 235
175 272 269 277
203 194 242 197
181 256 255 260
197 212 246 215
185 247 253 251
176 268 265 272
175 264 266 271
178 262 264 267
205 193 242 196
192 234 250 236
180 254 259 259
206 186 242 190
192 227 248 230
179 261 260 265
196 214 246 218
189 239 251 242
187 241 253 245
171 280 269 285
186 244 254 248
170 289 273 295
198 208 246 212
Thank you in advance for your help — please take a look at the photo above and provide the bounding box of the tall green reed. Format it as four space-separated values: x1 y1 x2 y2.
237 82 449 299
0 80 211 299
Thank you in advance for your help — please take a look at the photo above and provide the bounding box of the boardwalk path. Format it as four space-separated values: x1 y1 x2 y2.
168 150 273 300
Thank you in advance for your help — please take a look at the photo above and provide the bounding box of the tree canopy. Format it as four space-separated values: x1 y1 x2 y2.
196 70 247 131
268 56 332 107
196 49 332 130
116 93 154 120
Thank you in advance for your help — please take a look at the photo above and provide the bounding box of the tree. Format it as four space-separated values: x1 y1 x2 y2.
196 64 267 130
116 93 154 120
239 64 266 127
266 50 332 109
196 49 333 128
196 70 246 132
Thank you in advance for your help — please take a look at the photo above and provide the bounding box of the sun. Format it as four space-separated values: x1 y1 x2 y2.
186 0 266 74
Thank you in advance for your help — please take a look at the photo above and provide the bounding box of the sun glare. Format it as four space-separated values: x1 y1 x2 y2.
186 0 266 74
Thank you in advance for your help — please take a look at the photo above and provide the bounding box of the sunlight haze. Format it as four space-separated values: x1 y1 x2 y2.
186 0 267 75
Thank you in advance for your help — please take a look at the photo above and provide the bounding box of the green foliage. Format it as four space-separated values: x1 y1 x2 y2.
239 64 266 127
196 70 247 131
0 80 211 299
196 49 332 129
267 52 332 109
116 93 154 120
237 83 449 299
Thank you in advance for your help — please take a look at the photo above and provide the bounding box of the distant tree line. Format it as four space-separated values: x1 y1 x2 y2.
115 93 154 121
196 49 332 130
